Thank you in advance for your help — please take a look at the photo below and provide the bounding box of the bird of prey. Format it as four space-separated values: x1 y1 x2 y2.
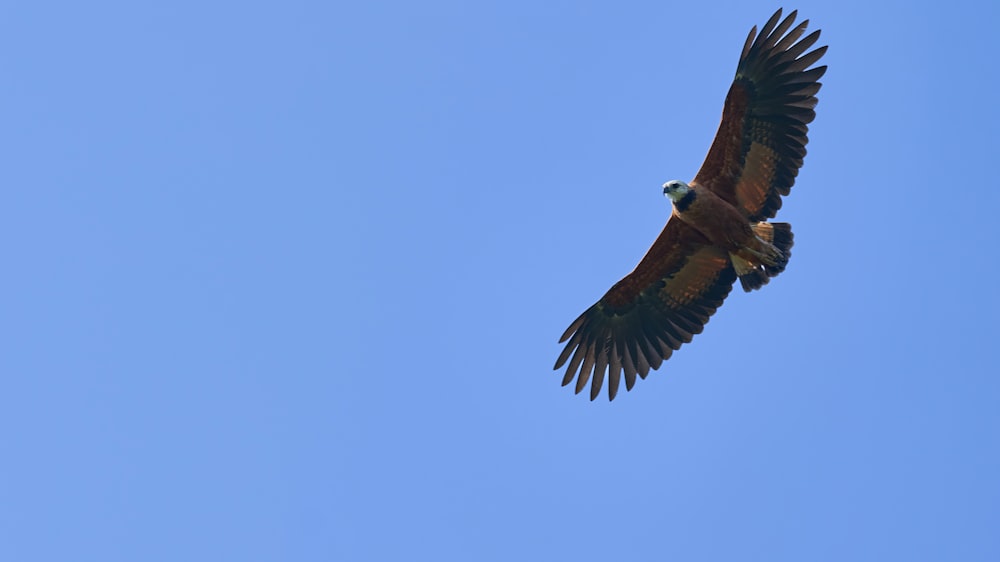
554 9 827 401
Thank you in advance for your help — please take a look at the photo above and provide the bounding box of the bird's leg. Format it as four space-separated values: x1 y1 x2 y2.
737 237 783 267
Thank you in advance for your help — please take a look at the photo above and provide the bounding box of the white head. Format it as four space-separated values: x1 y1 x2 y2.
662 180 691 203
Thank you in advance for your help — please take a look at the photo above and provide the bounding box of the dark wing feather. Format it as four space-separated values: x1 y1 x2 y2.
693 9 827 221
554 219 736 401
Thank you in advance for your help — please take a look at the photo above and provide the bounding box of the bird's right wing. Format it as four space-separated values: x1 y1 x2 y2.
555 219 737 401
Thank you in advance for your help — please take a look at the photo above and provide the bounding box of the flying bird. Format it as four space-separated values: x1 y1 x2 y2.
555 9 827 401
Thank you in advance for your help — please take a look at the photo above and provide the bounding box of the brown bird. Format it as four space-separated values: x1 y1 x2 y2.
555 9 827 401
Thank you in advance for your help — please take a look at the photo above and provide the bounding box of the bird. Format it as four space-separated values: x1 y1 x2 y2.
554 9 827 401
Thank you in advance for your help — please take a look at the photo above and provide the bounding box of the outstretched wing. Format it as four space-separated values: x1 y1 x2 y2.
693 9 827 221
554 219 736 401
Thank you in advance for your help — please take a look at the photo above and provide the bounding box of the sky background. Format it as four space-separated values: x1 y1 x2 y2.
2 1 999 560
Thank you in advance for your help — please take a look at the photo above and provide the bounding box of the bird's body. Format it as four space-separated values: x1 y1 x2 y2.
669 182 759 254
667 181 791 288
555 9 826 400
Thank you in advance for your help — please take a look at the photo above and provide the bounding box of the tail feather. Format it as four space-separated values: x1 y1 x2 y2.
732 222 794 292
762 222 793 276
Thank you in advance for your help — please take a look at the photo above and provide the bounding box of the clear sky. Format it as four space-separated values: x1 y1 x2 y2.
3 1 999 560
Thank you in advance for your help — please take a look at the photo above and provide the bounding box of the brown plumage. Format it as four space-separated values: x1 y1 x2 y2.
554 9 826 400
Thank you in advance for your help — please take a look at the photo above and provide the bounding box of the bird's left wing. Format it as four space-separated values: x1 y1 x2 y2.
692 9 827 221
555 219 736 400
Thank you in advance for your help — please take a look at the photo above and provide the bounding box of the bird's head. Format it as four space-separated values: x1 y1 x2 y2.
662 180 691 203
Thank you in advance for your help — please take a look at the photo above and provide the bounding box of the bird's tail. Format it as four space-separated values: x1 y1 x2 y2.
731 222 794 292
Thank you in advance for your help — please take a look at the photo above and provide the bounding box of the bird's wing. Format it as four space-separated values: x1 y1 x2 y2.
692 9 827 221
554 219 736 401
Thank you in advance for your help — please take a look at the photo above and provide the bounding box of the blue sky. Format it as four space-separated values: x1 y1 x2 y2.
3 1 999 560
